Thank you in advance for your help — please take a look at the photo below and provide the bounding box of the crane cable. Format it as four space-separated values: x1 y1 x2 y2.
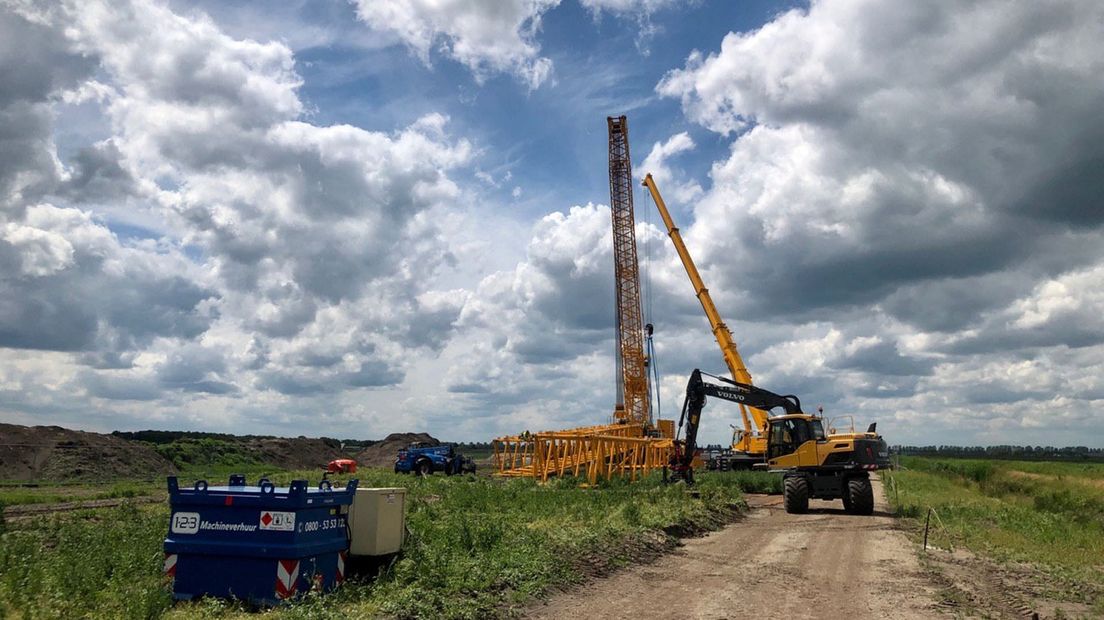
642 182 660 422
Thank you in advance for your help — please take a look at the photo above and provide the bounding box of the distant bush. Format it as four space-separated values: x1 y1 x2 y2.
113 429 253 444
897 444 1104 462
153 438 261 469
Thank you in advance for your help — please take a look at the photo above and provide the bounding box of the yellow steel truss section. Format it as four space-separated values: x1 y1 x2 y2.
493 423 673 484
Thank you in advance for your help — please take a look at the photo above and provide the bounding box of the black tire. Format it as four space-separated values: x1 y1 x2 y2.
842 491 852 512
783 476 809 514
416 459 432 477
847 477 874 515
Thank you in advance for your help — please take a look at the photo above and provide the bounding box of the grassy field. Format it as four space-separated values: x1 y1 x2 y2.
0 469 778 619
0 481 153 507
884 456 1104 607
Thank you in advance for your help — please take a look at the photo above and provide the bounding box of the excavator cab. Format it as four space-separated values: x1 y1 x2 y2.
766 416 826 468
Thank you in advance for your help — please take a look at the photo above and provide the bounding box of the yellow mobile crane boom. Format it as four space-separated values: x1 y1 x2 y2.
641 173 768 458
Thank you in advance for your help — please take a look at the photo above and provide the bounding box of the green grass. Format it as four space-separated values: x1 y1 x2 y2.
458 448 494 460
991 459 1104 479
0 469 756 619
885 457 1104 597
708 470 782 494
0 502 171 619
0 481 162 507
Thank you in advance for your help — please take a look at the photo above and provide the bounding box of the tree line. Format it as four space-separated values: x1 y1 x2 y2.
895 444 1104 461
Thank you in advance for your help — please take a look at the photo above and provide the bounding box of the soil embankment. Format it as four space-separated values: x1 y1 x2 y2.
0 423 176 481
355 432 439 467
243 436 343 470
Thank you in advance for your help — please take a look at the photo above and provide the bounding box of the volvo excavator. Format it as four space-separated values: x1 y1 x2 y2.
643 174 891 513
671 369 890 514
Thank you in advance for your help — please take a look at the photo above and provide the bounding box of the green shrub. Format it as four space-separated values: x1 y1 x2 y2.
154 438 261 470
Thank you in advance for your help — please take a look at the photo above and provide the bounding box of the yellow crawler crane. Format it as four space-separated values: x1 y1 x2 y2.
607 115 651 426
642 174 768 467
491 117 674 483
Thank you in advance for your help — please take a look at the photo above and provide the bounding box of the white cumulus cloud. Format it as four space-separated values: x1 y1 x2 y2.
351 0 559 89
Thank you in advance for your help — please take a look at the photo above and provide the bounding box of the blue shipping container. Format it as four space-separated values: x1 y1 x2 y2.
164 475 358 605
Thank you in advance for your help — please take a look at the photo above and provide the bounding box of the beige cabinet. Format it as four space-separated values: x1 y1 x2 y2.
348 487 406 556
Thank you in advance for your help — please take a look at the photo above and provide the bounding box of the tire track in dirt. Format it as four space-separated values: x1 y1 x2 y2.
526 478 938 619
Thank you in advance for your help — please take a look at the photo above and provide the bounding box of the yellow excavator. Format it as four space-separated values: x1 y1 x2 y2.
642 174 890 514
671 369 890 514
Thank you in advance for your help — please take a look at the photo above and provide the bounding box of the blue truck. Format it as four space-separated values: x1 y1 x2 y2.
394 443 476 476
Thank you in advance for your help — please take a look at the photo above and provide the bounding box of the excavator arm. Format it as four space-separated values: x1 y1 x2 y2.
673 369 802 477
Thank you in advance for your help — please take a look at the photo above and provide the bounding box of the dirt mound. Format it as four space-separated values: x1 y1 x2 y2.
0 423 176 481
356 432 440 467
245 436 343 470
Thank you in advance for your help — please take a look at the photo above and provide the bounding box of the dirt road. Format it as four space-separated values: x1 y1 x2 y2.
527 478 938 619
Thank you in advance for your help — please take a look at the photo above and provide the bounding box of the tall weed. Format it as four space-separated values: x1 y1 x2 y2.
886 458 1104 589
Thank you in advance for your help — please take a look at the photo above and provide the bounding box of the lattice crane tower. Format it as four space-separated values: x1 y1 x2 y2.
607 116 651 426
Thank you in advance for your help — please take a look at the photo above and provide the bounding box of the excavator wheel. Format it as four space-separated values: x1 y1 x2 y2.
416 459 433 477
783 475 809 514
847 477 875 515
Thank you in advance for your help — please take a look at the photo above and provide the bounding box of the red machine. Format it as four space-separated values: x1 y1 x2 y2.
326 459 357 474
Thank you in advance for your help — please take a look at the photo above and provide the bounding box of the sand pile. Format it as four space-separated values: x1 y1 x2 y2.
0 423 176 481
355 432 440 467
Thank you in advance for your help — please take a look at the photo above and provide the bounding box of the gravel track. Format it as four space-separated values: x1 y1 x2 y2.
527 477 938 619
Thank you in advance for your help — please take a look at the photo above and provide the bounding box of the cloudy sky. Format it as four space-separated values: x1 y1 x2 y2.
1 0 1102 448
